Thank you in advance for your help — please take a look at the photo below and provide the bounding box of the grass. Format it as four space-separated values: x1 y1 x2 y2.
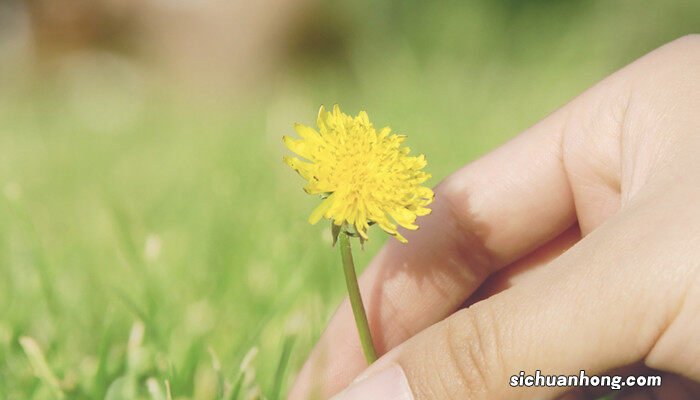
1 1 699 399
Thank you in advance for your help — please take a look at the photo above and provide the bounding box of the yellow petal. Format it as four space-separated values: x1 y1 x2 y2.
378 127 391 140
309 194 334 225
294 123 322 142
376 217 398 235
283 136 313 160
283 156 314 180
411 206 432 216
316 105 329 133
394 232 408 243
356 224 369 239
357 111 370 125
417 187 435 200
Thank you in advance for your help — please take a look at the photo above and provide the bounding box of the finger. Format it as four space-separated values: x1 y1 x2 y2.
465 224 581 307
289 106 578 398
330 195 696 400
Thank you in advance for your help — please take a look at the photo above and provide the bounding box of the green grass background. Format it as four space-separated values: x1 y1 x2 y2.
1 1 699 399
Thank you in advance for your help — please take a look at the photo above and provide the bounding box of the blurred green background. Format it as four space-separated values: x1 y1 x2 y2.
1 1 698 399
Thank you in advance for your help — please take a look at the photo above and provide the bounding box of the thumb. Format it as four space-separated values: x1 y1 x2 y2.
330 208 692 400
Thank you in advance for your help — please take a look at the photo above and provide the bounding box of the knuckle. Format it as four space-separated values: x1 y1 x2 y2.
438 307 502 399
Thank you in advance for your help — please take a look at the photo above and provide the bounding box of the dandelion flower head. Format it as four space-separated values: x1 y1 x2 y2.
283 105 434 243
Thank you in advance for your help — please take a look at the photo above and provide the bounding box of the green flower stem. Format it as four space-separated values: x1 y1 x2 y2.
338 230 378 364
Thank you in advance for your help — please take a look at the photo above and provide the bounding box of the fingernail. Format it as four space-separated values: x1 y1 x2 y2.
331 364 414 400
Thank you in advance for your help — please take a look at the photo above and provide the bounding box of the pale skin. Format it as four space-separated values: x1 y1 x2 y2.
289 36 700 399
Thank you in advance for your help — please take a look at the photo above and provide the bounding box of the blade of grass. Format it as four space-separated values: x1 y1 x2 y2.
9 202 61 318
208 347 229 399
165 380 173 400
108 201 162 342
228 373 243 400
229 347 258 400
19 336 65 399
269 335 296 400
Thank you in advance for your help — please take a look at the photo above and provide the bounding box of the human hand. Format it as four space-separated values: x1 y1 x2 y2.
289 36 700 400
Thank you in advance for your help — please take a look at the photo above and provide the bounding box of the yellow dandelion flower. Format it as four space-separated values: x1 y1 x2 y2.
283 105 434 243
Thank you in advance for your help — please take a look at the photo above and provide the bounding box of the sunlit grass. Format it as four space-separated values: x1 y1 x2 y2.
0 97 335 399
